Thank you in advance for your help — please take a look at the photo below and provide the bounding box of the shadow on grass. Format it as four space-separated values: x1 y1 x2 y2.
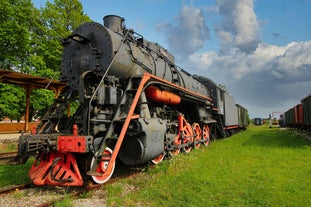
242 128 311 149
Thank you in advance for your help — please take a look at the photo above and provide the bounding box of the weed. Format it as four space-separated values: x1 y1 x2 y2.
0 143 17 153
13 188 24 199
79 191 92 199
54 195 73 207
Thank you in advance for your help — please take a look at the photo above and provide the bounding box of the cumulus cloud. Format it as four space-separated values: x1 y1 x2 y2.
189 41 311 116
215 0 261 53
157 5 210 59
158 0 311 117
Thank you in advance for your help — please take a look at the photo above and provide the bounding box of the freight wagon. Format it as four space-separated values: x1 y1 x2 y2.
284 93 311 132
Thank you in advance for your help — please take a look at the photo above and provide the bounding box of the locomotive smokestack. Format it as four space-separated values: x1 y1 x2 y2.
103 15 125 34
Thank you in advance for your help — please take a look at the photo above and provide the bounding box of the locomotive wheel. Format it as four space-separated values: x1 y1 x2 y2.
90 147 115 184
182 123 193 153
151 152 166 164
168 134 181 157
192 123 202 149
202 125 210 146
182 144 192 153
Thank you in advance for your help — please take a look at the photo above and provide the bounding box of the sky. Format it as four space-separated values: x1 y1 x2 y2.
33 0 311 118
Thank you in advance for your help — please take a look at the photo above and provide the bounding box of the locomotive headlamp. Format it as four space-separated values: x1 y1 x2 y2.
69 33 90 43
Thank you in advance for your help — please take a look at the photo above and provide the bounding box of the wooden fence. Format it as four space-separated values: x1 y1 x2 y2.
0 122 39 133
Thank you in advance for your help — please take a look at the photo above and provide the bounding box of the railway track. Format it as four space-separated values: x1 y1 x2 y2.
0 151 17 163
0 183 31 195
37 166 142 207
0 162 143 206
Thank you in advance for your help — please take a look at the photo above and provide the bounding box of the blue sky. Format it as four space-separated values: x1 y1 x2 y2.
33 0 311 118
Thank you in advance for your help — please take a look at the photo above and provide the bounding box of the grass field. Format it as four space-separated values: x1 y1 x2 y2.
0 159 32 187
105 125 311 206
1 125 310 206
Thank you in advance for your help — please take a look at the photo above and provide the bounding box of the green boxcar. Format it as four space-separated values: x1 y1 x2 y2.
301 94 311 131
236 104 249 129
285 107 294 128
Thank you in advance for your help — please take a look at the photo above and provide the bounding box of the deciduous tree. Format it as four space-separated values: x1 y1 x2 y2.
0 0 91 121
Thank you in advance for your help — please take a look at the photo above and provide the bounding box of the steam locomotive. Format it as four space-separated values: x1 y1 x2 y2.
13 15 248 186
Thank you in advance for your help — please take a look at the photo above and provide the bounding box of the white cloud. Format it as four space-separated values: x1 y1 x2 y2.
157 5 210 59
215 0 261 53
158 0 311 117
189 41 311 117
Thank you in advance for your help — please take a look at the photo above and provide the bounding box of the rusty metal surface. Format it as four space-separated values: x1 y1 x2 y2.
0 184 31 195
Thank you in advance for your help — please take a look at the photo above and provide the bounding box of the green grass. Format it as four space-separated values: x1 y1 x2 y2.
1 126 310 206
0 159 33 187
106 126 311 206
54 195 74 207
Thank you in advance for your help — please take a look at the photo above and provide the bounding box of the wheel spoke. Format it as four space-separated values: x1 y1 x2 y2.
168 134 181 156
192 123 201 149
202 125 210 146
90 147 115 184
182 123 193 153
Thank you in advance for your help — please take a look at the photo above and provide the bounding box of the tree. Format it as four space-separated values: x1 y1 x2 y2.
0 0 37 71
38 0 91 74
0 0 38 120
0 84 25 121
27 0 91 119
30 88 54 121
0 0 91 121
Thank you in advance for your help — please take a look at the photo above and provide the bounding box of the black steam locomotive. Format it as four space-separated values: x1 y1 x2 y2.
14 15 248 186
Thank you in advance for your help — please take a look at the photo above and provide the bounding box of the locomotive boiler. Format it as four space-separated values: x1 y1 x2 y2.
13 15 246 186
